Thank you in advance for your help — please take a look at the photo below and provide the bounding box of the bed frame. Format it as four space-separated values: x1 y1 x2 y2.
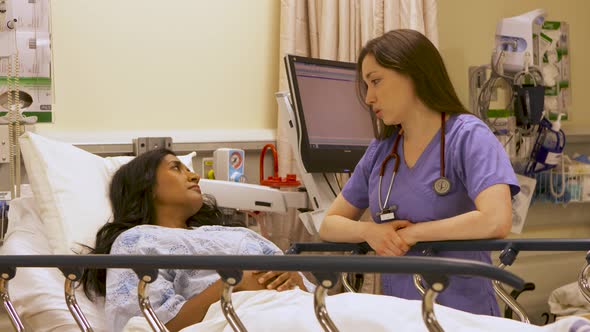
289 238 590 326
1 238 590 332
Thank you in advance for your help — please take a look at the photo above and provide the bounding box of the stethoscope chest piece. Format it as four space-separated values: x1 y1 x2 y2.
433 176 451 196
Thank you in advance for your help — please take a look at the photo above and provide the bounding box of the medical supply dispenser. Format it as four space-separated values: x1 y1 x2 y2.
213 148 246 182
494 9 546 73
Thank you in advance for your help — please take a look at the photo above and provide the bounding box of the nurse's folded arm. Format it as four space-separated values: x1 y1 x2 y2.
320 193 411 256
320 185 512 256
397 183 513 245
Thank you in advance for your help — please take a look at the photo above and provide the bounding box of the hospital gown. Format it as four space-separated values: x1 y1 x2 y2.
105 225 312 332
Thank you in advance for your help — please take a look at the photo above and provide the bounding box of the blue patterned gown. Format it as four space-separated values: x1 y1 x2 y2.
105 225 314 332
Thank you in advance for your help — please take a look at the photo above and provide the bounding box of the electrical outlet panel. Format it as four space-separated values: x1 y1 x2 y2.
133 137 172 156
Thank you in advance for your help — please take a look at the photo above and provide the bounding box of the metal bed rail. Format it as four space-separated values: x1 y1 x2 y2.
0 254 524 332
288 238 590 325
288 239 590 254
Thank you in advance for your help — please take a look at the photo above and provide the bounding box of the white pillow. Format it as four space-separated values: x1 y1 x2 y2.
0 196 107 332
19 132 196 254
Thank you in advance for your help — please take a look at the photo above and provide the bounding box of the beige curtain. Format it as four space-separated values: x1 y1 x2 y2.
270 0 438 249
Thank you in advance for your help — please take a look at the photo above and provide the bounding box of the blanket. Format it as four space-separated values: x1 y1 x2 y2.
549 282 590 317
123 289 590 332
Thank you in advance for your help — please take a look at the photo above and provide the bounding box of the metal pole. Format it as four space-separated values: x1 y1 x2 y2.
64 276 93 331
313 281 338 332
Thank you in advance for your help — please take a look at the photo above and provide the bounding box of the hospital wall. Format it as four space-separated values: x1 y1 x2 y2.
42 0 280 137
44 1 590 135
0 1 285 210
26 1 282 187
439 1 590 324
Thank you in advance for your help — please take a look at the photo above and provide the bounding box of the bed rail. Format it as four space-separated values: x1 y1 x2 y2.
0 254 524 332
411 239 590 252
288 239 590 254
288 238 590 325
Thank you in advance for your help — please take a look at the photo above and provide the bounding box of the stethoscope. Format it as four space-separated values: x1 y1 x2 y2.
377 112 451 222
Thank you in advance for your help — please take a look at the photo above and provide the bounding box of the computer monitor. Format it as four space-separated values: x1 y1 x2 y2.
284 54 375 173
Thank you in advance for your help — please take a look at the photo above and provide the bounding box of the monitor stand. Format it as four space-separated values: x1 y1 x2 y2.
275 91 342 235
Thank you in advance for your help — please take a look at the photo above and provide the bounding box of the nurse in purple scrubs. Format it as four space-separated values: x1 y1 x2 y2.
318 29 520 316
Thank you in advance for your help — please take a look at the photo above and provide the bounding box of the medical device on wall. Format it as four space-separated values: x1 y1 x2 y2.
0 0 50 199
258 143 300 188
278 55 374 234
524 115 565 176
213 148 246 182
0 0 53 123
0 51 37 199
283 55 374 173
466 8 575 230
470 9 570 156
199 179 288 214
202 157 215 179
201 149 307 215
494 9 546 73
276 91 332 234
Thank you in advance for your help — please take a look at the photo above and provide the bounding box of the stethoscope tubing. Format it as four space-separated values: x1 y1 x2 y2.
377 113 446 211
378 164 397 211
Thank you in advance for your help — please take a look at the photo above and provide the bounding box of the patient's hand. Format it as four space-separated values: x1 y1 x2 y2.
234 271 269 292
254 271 304 291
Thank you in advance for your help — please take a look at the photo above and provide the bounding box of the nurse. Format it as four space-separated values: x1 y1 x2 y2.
318 29 520 316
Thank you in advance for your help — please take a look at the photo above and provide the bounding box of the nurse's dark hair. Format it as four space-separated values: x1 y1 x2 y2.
356 29 470 139
79 148 236 300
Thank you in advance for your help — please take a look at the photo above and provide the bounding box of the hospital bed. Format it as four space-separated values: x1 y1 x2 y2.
289 239 590 324
0 252 525 332
1 195 590 332
1 133 590 331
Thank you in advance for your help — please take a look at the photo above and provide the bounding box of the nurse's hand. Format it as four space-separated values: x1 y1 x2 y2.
397 225 418 246
361 220 412 256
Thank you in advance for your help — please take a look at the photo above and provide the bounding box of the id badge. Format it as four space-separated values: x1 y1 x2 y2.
377 205 397 222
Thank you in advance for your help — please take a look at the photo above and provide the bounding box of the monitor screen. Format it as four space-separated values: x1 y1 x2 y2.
284 54 375 173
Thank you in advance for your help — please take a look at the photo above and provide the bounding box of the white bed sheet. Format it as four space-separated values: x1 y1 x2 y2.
124 289 590 332
549 281 590 319
0 196 107 332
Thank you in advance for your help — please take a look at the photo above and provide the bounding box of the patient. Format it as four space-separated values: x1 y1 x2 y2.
80 148 312 332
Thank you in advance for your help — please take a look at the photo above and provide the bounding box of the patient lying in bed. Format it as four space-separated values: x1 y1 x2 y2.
80 148 313 332
106 226 315 331
5 135 590 331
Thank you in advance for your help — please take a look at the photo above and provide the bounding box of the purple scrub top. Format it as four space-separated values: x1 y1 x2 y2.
341 114 520 316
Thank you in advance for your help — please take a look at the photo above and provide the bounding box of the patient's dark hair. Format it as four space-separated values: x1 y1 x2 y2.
80 148 230 300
